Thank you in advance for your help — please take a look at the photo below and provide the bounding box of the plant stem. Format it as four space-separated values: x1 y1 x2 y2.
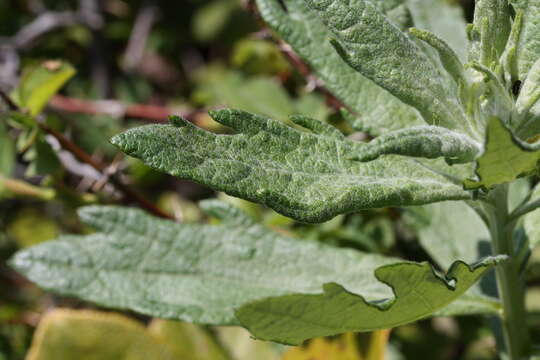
486 185 530 360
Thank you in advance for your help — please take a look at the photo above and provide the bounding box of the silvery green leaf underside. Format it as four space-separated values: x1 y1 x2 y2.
10 202 503 346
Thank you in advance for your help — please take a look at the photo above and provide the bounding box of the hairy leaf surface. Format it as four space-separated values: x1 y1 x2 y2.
405 201 500 314
349 126 480 165
236 256 504 345
10 202 500 334
524 183 540 251
406 0 468 61
111 110 471 222
510 0 540 80
303 0 474 137
255 0 422 135
465 117 540 189
468 0 512 68
515 58 540 139
9 202 400 325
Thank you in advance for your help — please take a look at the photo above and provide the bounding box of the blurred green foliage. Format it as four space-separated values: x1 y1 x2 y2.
0 0 532 359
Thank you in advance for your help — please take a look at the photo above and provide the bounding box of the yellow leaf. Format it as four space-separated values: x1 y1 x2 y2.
283 333 363 360
27 309 176 360
148 320 228 360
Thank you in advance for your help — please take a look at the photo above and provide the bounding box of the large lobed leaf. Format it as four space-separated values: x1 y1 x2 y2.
464 117 540 189
111 110 471 223
10 202 502 345
255 0 423 135
236 256 504 345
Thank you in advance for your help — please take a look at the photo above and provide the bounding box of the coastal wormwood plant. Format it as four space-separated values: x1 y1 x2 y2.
9 0 540 358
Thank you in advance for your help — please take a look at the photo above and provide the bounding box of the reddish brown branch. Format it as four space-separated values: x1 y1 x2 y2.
277 42 347 112
49 95 171 123
246 3 349 113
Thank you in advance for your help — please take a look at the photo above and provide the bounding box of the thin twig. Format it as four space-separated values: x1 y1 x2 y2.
49 95 206 124
50 95 169 123
122 1 159 71
39 122 174 219
12 11 79 50
246 3 350 113
278 41 347 112
0 88 19 111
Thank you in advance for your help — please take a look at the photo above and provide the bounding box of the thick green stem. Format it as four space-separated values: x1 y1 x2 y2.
486 185 530 360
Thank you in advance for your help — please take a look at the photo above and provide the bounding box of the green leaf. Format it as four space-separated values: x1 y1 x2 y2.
236 256 504 345
464 117 540 189
148 320 229 360
468 0 512 68
515 58 540 139
24 136 62 177
349 126 480 165
8 201 399 325
111 110 471 223
509 0 540 80
404 201 501 316
524 183 540 251
304 0 474 138
14 61 75 117
407 202 491 269
192 0 238 43
255 0 423 135
408 28 467 86
405 0 468 61
26 309 176 360
0 121 15 177
9 201 496 336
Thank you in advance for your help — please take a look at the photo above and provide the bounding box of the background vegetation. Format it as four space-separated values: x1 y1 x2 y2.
1 0 538 359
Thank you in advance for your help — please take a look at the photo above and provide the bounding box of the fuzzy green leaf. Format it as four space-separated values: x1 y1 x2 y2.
10 202 504 344
9 201 402 325
236 256 504 345
255 0 422 135
406 0 468 61
524 183 540 251
409 28 467 86
304 0 474 137
350 126 480 165
405 200 501 316
464 117 540 189
468 0 512 68
111 110 471 223
509 0 540 80
515 58 540 139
